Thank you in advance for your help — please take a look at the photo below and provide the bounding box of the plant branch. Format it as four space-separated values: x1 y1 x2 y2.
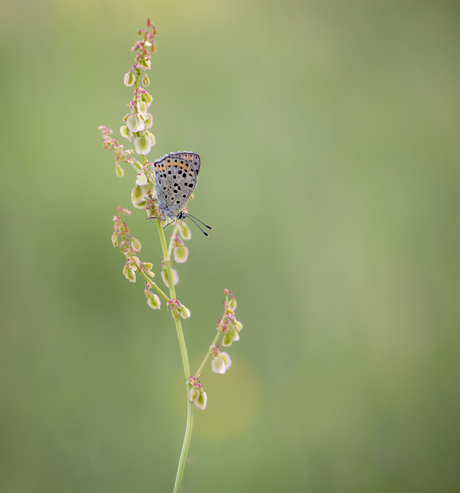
155 217 194 493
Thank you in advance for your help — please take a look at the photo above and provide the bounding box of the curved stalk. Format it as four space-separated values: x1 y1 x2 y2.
155 218 194 493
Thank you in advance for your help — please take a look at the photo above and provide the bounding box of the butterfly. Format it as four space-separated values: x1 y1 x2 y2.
151 151 212 236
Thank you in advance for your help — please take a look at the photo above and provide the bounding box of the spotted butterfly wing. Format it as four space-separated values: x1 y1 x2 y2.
153 151 201 220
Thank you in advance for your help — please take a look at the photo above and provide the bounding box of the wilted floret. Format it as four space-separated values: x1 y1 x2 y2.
131 184 149 209
135 172 148 186
188 377 207 410
124 72 135 86
174 245 189 263
161 268 179 288
211 351 232 374
147 294 161 309
120 126 131 141
134 135 152 155
143 113 153 129
127 113 145 133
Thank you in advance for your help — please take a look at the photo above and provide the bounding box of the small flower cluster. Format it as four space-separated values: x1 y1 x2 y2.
126 19 157 81
121 87 155 155
99 20 157 179
167 298 191 320
188 377 207 410
111 207 155 283
99 126 139 177
217 289 243 346
144 283 161 310
120 19 157 158
188 290 241 410
172 235 189 263
211 346 232 374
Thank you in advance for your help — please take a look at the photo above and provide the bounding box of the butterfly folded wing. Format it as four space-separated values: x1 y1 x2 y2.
153 151 201 217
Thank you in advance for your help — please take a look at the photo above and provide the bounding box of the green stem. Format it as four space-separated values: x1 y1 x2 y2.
194 331 221 378
167 222 180 258
155 218 194 493
137 269 170 302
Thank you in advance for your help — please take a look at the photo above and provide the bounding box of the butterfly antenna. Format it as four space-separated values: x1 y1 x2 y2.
184 213 213 231
185 215 210 237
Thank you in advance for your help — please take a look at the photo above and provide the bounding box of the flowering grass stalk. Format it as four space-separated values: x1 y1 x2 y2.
98 19 243 493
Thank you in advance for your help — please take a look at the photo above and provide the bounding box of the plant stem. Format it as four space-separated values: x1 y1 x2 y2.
194 331 221 378
137 269 170 302
155 218 194 493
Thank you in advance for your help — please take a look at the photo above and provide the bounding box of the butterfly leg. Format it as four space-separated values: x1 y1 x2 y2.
163 218 177 229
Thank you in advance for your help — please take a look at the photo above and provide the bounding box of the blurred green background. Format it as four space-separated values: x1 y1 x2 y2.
1 0 460 491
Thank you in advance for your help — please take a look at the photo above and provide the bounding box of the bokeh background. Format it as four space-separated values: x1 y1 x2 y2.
1 0 460 491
